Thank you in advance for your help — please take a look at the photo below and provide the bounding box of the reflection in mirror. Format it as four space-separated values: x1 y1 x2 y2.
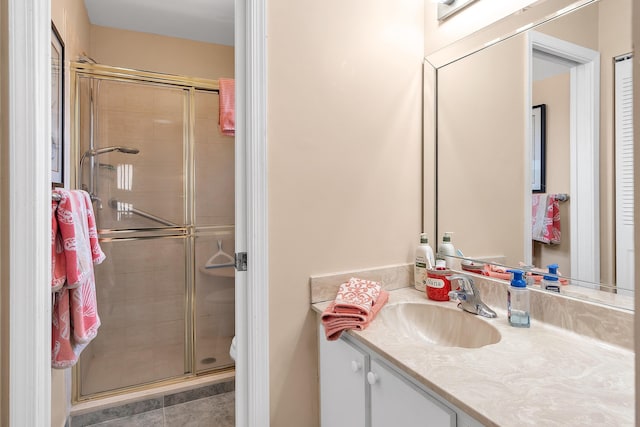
429 0 633 310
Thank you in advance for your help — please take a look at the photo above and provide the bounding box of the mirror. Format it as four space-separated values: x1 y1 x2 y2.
427 0 634 310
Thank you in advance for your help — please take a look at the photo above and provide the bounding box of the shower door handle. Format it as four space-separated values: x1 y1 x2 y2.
234 252 247 271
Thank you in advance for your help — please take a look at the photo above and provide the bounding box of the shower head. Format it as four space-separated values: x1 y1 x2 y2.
80 146 140 169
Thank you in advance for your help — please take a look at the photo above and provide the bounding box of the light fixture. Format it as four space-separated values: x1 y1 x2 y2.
437 0 479 21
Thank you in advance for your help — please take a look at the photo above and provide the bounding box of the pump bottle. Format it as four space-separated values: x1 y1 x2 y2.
507 269 530 328
541 263 560 293
414 234 435 292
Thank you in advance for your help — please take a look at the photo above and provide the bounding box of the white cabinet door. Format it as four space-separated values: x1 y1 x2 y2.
319 331 367 427
369 359 456 427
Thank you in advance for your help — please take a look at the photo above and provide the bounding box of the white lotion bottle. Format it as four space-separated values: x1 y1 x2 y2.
437 232 456 269
414 233 435 292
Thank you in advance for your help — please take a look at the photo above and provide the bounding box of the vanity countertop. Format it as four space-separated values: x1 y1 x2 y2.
312 287 634 426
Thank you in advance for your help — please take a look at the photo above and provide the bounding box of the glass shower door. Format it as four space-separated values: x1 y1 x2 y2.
74 70 236 400
80 237 188 395
77 75 190 397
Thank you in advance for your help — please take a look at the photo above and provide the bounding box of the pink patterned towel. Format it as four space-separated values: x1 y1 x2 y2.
51 189 106 369
219 78 235 136
321 278 388 341
532 194 561 244
51 200 66 292
334 277 382 316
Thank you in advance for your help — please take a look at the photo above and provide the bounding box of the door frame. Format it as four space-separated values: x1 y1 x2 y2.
234 1 270 426
5 0 52 425
527 31 600 284
4 0 269 425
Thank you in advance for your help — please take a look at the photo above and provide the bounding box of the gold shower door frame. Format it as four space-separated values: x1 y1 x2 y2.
69 63 234 402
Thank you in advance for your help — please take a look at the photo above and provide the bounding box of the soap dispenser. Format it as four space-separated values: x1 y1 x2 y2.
542 264 560 293
437 232 456 269
507 269 530 328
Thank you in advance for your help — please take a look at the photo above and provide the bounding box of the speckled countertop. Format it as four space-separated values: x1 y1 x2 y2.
312 286 634 426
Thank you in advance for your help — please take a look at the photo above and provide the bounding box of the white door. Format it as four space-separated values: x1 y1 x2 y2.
319 332 367 427
369 359 455 427
615 55 634 294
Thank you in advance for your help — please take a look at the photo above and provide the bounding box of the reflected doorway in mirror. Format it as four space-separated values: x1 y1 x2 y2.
531 104 546 193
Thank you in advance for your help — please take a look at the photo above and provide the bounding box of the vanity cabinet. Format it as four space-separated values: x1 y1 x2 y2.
320 330 468 427
319 331 367 426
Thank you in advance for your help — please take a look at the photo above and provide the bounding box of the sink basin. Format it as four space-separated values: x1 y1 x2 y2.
378 303 501 348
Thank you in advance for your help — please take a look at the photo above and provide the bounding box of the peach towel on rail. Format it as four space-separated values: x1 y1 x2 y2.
219 77 235 136
51 189 105 368
321 277 389 341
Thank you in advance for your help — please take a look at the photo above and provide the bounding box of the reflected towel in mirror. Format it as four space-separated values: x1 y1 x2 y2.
532 194 561 244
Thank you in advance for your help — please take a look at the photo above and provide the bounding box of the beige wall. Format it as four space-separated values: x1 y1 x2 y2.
51 0 91 62
267 0 424 425
52 0 92 190
532 73 571 272
90 26 234 80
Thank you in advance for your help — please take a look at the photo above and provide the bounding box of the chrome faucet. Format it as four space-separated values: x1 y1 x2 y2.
448 274 497 318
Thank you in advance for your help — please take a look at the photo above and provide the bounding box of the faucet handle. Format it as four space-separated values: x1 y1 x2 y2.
448 290 466 301
449 274 476 295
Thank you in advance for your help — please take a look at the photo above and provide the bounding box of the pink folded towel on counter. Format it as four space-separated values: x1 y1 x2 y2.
334 277 382 315
321 277 389 341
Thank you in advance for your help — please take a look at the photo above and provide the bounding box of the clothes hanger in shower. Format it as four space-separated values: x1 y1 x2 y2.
204 239 235 269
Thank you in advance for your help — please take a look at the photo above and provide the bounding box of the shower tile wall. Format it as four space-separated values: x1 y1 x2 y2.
91 79 187 229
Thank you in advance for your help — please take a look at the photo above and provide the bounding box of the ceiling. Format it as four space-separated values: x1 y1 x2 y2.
84 0 235 46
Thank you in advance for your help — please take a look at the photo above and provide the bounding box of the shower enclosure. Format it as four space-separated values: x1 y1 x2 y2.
71 63 235 400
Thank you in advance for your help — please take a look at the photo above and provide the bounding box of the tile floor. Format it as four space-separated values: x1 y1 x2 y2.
71 381 234 427
92 392 234 426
